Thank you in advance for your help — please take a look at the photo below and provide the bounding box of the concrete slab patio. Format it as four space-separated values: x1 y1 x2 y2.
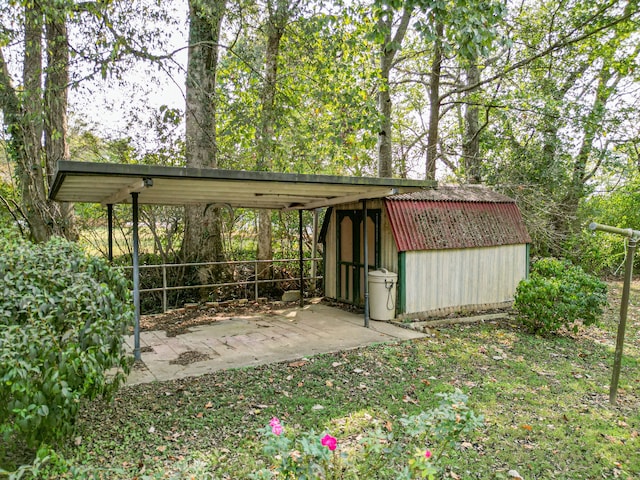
124 302 425 385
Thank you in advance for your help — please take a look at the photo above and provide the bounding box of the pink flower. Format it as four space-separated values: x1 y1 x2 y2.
269 417 284 435
425 449 432 459
321 434 337 451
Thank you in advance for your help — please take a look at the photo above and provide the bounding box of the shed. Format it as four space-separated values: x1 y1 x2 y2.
319 185 532 318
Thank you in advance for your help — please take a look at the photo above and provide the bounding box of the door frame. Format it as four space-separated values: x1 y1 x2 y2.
336 208 381 305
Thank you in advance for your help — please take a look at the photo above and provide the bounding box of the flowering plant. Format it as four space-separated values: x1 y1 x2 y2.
251 390 482 479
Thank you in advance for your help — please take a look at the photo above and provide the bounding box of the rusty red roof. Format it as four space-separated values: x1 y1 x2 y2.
385 186 531 251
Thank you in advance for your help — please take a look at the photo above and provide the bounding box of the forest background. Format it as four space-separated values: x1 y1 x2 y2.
2 0 640 299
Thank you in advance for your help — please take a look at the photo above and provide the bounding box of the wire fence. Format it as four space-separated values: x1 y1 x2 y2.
122 257 323 313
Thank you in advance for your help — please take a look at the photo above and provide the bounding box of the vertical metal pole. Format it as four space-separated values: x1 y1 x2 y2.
363 200 369 328
610 237 637 404
299 209 304 308
311 209 319 291
254 260 259 300
162 264 167 313
107 204 114 263
132 192 141 361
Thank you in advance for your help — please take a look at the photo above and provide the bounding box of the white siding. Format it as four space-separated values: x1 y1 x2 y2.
403 244 527 316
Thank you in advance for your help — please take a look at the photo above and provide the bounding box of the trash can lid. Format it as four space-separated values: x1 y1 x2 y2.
368 268 397 278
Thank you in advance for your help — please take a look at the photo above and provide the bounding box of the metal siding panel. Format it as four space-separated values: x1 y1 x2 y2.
403 245 527 314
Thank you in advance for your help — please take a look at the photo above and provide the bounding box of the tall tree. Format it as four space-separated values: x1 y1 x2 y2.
461 62 481 183
482 0 640 254
0 0 173 241
255 0 299 274
182 0 227 264
0 2 73 241
375 3 414 177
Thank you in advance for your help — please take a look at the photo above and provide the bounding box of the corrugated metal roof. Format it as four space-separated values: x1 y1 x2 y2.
385 187 531 251
390 185 514 203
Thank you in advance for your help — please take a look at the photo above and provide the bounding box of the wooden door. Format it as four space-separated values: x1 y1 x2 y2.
337 209 380 305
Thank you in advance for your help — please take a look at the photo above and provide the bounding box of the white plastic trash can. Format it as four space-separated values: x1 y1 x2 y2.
368 268 398 321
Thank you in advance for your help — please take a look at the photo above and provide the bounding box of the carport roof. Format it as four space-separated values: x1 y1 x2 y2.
50 161 431 210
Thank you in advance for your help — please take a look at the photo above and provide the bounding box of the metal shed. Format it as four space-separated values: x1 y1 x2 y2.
319 185 532 318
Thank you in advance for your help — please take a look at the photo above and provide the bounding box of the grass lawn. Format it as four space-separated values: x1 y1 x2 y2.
9 282 640 479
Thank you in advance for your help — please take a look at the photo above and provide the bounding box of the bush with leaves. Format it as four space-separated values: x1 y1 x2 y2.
514 257 607 335
252 390 483 479
0 232 133 450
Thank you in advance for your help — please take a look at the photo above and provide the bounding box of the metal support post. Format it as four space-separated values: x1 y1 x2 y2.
588 222 640 404
610 236 637 404
363 200 370 328
132 192 141 361
254 260 259 300
162 264 168 313
107 204 114 263
299 209 304 308
311 209 319 291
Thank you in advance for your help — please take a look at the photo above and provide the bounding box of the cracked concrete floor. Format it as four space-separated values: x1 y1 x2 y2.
124 302 425 385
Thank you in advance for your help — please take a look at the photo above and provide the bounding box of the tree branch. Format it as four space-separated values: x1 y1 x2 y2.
440 5 640 102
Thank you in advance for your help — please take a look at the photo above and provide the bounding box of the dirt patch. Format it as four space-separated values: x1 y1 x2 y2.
169 350 211 365
138 300 301 337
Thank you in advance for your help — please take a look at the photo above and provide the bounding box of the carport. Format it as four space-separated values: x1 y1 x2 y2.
49 161 429 360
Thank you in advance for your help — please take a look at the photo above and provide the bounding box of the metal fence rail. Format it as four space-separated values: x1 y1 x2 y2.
123 257 323 313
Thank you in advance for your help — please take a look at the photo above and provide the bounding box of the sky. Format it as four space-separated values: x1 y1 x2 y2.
69 0 189 150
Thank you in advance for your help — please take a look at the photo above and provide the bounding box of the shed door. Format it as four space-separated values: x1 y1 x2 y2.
337 209 380 305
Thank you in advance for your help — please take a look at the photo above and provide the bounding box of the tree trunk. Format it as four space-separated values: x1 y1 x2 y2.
0 4 77 242
377 7 412 178
255 0 292 279
45 8 76 239
559 65 616 235
425 22 444 181
462 62 481 184
182 0 226 267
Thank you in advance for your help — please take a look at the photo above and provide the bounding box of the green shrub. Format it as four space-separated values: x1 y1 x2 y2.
0 234 133 449
514 257 608 335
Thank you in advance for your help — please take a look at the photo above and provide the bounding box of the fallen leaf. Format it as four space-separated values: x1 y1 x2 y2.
353 368 364 374
507 470 523 480
288 360 307 367
450 472 461 479
148 426 156 434
74 436 82 446
326 380 333 388
204 401 213 409
332 362 343 367
312 404 324 410
195 412 203 418
156 445 167 453
402 395 418 405
385 420 393 431
521 424 533 431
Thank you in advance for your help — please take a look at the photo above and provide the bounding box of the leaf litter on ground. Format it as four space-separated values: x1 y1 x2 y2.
8 281 640 479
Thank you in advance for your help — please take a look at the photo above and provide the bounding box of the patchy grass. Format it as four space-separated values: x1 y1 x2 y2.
6 281 640 479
